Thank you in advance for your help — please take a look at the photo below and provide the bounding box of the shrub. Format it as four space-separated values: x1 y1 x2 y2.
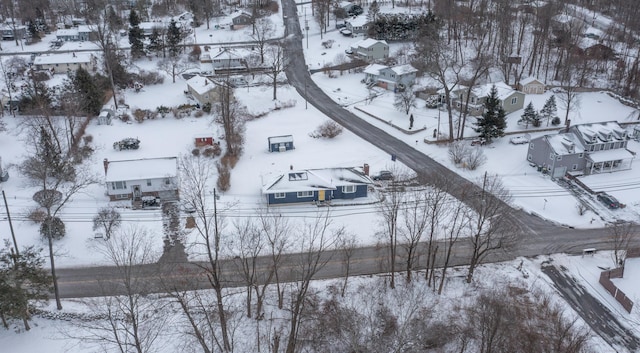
27 208 47 223
119 113 130 122
464 147 487 170
133 109 146 123
448 141 469 165
221 153 239 168
40 216 65 239
216 162 231 191
191 148 201 156
190 45 202 62
82 135 93 144
310 121 343 138
202 102 212 113
551 117 561 126
33 189 62 208
194 110 204 118
136 70 164 85
157 105 170 118
203 144 222 158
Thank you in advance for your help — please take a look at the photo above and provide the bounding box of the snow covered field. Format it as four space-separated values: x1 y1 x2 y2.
1 2 640 352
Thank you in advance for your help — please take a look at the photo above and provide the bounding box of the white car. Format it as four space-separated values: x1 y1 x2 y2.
510 136 529 145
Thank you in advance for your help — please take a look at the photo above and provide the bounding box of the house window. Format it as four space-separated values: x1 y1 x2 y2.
511 97 518 105
164 178 171 185
529 143 534 149
112 181 127 190
115 194 129 200
557 155 562 161
274 193 286 199
549 153 555 160
589 145 595 152
297 191 313 198
578 153 584 158
527 154 532 161
146 179 152 186
342 185 356 193
572 164 578 170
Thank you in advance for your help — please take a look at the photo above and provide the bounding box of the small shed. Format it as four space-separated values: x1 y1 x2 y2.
194 134 214 147
97 108 114 125
231 12 252 30
268 135 294 152
517 77 545 94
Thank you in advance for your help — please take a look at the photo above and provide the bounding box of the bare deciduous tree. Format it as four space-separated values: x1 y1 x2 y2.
157 56 197 83
284 212 342 353
608 221 636 267
92 207 121 239
72 226 169 353
465 173 515 283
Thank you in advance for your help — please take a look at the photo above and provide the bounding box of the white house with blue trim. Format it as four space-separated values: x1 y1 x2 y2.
262 167 373 205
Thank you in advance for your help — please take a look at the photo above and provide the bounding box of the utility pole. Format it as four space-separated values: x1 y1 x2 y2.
2 190 18 257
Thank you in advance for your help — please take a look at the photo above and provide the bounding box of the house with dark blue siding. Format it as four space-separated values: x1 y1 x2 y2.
268 135 294 152
262 167 373 205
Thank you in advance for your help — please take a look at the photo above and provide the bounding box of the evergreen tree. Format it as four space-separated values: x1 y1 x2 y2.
73 67 103 116
106 6 123 32
147 27 164 57
474 85 507 143
540 95 558 127
166 19 181 57
128 10 144 58
519 102 538 128
0 243 52 330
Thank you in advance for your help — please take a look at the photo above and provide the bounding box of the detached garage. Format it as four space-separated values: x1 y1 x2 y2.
268 135 294 152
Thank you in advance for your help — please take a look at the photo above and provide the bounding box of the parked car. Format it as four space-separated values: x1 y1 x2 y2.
471 138 486 146
373 170 393 181
596 193 621 209
345 48 353 55
510 136 529 145
339 28 352 36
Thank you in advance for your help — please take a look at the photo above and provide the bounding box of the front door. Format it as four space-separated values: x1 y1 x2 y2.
318 190 325 201
132 185 141 200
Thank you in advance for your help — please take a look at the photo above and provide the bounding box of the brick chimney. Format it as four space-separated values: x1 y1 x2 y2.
363 163 370 176
103 158 109 174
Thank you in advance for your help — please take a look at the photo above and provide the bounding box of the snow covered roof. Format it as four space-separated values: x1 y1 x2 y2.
353 38 387 49
346 16 369 27
268 135 293 144
572 121 626 143
139 22 165 30
186 75 216 95
34 52 92 65
388 64 417 75
587 148 635 163
231 11 252 20
520 77 544 85
211 48 247 60
545 133 585 155
105 157 177 182
471 81 516 100
56 28 79 36
262 167 373 194
364 64 388 75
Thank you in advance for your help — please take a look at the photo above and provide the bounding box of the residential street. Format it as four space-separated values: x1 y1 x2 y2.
541 263 640 351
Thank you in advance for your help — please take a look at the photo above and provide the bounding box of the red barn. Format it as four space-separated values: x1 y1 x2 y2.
194 134 214 147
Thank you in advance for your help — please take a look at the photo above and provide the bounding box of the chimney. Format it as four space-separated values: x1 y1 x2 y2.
103 158 109 174
363 163 369 176
290 165 293 170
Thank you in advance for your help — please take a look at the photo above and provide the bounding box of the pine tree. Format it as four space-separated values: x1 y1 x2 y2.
0 243 52 330
73 67 103 116
148 27 164 57
519 102 538 128
474 85 507 143
166 19 181 58
128 10 144 59
540 95 558 127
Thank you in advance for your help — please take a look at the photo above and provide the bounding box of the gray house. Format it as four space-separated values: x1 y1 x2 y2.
364 64 417 91
527 121 635 178
262 167 373 205
440 81 525 116
345 16 369 35
268 135 294 152
55 25 93 41
350 38 389 61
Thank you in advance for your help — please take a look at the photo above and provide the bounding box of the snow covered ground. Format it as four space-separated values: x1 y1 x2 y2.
0 2 640 352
